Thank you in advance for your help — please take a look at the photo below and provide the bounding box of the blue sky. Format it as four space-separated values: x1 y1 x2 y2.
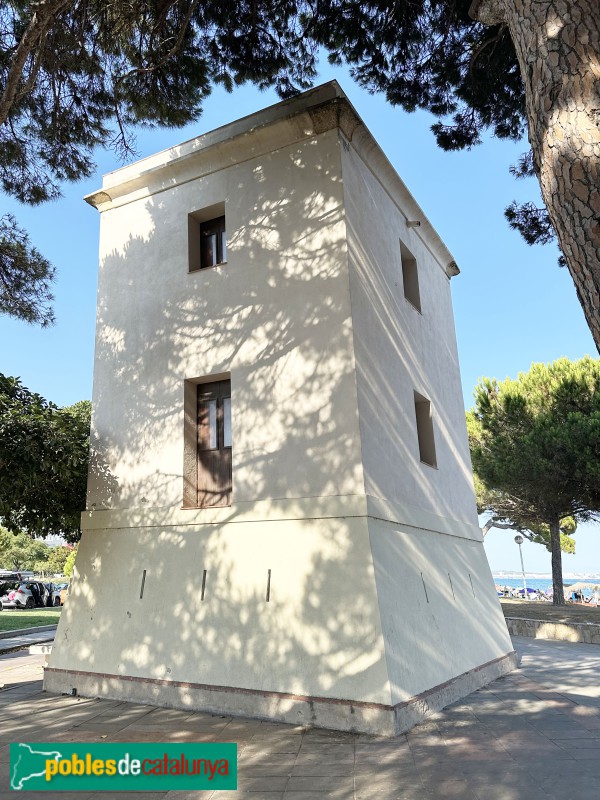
0 61 597 574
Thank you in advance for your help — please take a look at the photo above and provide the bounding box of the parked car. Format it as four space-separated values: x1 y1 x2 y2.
43 583 63 607
0 580 54 609
52 582 69 606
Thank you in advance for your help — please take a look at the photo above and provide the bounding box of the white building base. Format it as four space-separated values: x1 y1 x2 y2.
45 497 515 735
45 650 515 736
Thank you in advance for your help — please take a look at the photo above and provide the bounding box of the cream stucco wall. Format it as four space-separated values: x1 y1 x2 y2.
48 85 515 733
51 512 392 704
367 517 512 705
341 137 478 527
88 127 364 512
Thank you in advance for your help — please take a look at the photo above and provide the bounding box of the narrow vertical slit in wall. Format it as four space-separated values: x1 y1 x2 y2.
200 569 207 601
448 573 455 601
140 570 147 599
400 241 421 311
414 392 437 467
266 569 272 602
469 573 476 598
421 572 429 603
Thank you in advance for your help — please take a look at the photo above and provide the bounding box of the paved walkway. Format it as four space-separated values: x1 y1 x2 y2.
0 627 55 655
1 636 600 799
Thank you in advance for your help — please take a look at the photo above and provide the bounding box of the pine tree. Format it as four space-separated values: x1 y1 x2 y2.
0 1 599 346
468 357 600 605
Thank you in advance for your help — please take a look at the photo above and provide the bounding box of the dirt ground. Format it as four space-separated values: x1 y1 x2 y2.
501 598 600 624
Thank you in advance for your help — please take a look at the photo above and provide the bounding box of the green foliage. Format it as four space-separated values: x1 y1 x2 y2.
0 1 534 325
63 546 78 578
476 475 577 554
0 1 318 208
0 526 50 570
0 214 55 326
469 357 600 524
528 518 576 555
0 374 90 540
45 545 74 575
504 202 556 247
469 357 600 601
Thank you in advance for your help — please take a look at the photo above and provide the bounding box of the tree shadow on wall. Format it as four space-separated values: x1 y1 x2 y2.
56 130 509 718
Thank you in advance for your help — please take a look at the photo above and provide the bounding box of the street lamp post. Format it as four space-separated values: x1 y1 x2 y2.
514 535 528 600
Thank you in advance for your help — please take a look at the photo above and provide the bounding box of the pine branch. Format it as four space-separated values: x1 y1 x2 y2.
0 0 75 126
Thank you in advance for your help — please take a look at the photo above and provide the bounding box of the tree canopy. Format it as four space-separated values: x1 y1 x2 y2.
476 474 577 555
0 1 599 346
0 374 90 541
0 526 50 571
467 357 600 604
63 544 77 578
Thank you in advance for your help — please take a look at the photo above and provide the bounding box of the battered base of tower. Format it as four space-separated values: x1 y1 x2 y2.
46 497 516 736
44 651 516 735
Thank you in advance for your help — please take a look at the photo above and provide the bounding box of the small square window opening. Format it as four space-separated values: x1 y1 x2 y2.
188 202 226 272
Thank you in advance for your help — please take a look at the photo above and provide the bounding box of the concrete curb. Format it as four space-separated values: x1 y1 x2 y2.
0 624 58 640
505 616 600 644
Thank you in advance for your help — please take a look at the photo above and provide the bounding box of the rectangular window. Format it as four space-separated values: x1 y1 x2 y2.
196 380 232 507
401 242 421 312
414 391 437 468
188 202 226 272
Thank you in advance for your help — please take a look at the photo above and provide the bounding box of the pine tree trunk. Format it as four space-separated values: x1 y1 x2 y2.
470 0 600 352
549 518 565 605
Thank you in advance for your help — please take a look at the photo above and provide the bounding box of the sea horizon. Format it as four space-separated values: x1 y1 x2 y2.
492 571 600 580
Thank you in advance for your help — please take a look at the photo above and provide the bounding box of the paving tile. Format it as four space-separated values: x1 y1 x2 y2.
294 754 354 766
298 743 354 755
355 788 435 800
419 767 471 784
458 762 525 779
570 748 600 760
463 772 539 790
239 753 297 767
354 773 423 791
243 739 303 754
288 775 353 790
503 745 575 760
555 737 600 749
420 778 475 795
219 794 283 800
354 760 417 775
284 792 354 800
238 776 290 791
6 635 600 800
290 763 354 777
471 787 557 800
355 746 412 758
241 765 294 778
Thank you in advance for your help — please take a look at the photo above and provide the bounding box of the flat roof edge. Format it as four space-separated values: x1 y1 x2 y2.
84 81 459 277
